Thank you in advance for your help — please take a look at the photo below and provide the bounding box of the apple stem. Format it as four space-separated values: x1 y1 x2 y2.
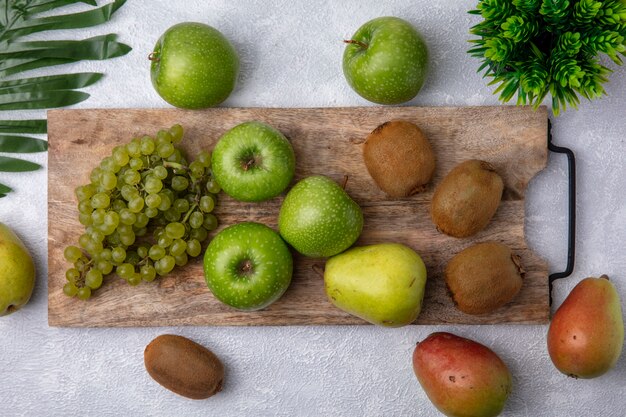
343 39 369 49
148 52 160 62
341 175 349 190
238 259 254 276
242 158 255 172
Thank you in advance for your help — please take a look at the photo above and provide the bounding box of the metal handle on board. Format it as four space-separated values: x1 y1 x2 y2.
547 119 576 306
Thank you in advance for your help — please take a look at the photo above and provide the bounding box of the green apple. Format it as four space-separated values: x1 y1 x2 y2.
203 222 293 310
324 243 427 327
343 16 428 104
0 223 35 316
278 175 363 258
211 121 295 202
150 22 239 109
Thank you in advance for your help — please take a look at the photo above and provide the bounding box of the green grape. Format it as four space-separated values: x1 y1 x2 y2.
119 231 136 246
148 245 166 261
63 282 79 297
66 268 80 284
170 239 187 256
197 151 211 167
140 264 157 282
165 222 185 239
153 165 168 180
113 146 130 166
137 245 149 259
145 193 161 209
85 269 103 289
91 193 110 209
64 246 83 263
160 255 176 274
156 129 173 144
157 234 173 248
96 260 113 275
91 208 106 225
78 199 93 214
107 231 122 247
99 222 117 236
126 140 142 157
173 198 189 213
100 171 117 190
189 211 204 229
111 247 126 263
104 211 120 228
128 197 144 213
189 227 208 242
116 263 135 279
111 199 127 212
169 124 183 143
125 251 141 265
174 252 188 267
129 157 144 170
161 188 175 203
89 229 105 243
100 248 112 261
199 195 215 213
157 193 171 211
127 273 141 286
124 169 141 186
140 136 156 155
77 286 91 300
186 239 202 257
145 207 159 218
121 184 138 201
206 179 221 194
79 213 93 226
75 256 89 272
100 157 120 174
119 209 137 225
171 176 189 191
78 233 92 249
164 208 180 222
188 161 205 178
135 213 149 228
157 142 175 158
75 184 96 201
144 176 163 194
90 167 102 184
203 213 218 231
117 224 132 236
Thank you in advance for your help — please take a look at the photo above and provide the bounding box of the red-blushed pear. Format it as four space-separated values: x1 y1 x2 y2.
547 275 624 379
412 332 512 417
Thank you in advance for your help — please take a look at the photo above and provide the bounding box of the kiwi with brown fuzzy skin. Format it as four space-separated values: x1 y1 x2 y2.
363 120 436 197
431 159 503 238
144 334 225 399
445 242 524 315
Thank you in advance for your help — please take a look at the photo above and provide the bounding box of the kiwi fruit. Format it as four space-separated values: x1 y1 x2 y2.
431 159 504 238
363 120 436 197
144 334 224 399
445 242 524 315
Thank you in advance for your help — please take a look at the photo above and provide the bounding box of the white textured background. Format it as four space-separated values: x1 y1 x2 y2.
1 1 625 416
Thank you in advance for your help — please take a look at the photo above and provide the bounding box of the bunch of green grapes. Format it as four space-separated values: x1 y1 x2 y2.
63 124 220 300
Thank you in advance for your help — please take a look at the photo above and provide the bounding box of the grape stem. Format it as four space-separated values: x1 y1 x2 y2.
163 161 188 171
181 203 198 224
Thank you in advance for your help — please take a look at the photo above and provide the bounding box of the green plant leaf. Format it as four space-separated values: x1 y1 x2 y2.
3 0 127 40
25 1 97 15
0 90 90 110
0 156 41 172
0 135 48 153
0 183 11 195
0 119 47 133
0 73 102 95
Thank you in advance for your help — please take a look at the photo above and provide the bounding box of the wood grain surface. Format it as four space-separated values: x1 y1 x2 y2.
48 106 549 327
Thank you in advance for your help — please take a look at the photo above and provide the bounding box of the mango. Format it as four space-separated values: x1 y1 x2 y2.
547 275 624 379
413 332 512 417
144 334 224 399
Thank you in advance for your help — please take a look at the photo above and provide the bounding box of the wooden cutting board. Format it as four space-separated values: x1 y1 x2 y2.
48 106 549 327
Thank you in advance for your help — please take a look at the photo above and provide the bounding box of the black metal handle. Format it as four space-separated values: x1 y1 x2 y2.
547 119 576 305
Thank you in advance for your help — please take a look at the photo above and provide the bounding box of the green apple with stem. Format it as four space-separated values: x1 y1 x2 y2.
324 243 427 327
211 121 295 202
150 22 239 109
343 16 428 104
203 222 293 310
278 175 363 258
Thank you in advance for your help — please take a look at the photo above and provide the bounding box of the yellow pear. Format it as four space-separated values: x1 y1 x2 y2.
0 222 35 316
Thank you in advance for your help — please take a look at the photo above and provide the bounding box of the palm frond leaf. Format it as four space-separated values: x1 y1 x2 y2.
0 156 41 172
0 135 48 152
0 119 46 133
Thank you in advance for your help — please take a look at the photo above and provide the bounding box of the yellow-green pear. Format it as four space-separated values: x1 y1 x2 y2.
0 222 35 316
324 243 427 327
